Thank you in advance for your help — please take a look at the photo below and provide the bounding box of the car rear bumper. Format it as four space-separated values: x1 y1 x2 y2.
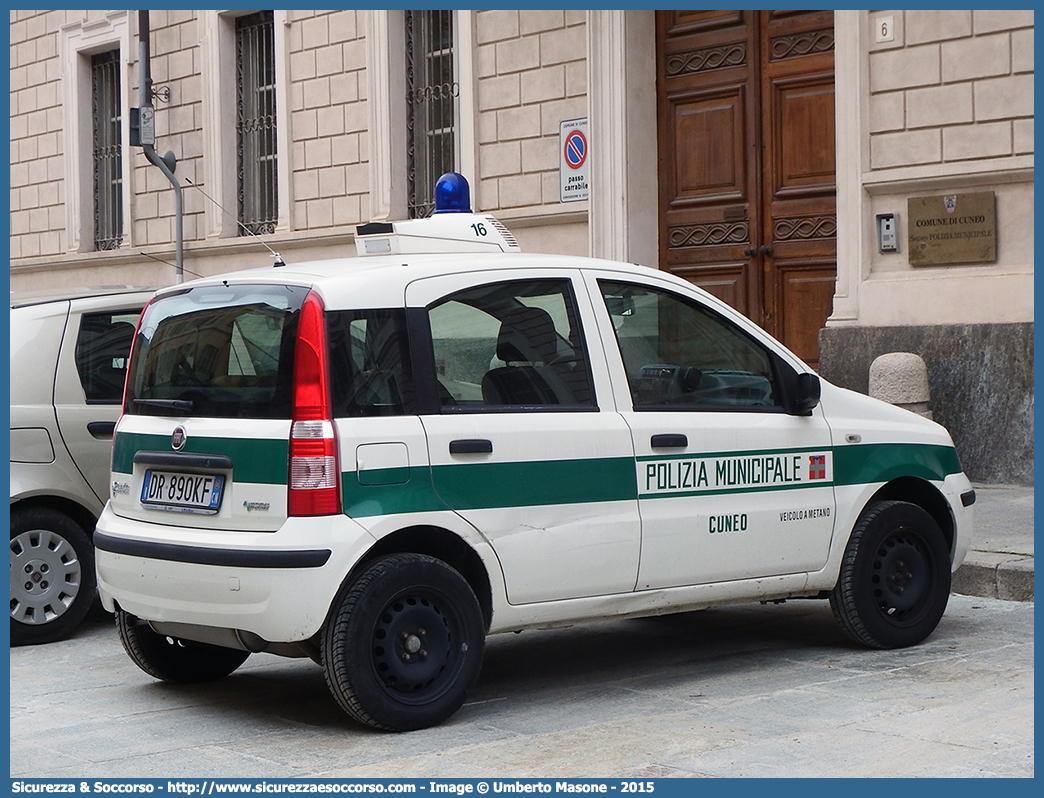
95 504 376 643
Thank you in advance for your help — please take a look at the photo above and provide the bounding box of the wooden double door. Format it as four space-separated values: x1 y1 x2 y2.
656 10 836 368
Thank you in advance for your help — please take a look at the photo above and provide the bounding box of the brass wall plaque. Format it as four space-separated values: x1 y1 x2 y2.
907 192 997 266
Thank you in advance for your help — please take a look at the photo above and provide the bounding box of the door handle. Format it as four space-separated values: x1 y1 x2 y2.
87 421 116 439
743 246 757 257
651 434 688 449
449 439 493 455
759 244 773 257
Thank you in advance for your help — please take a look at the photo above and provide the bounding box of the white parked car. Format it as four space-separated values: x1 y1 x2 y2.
10 288 152 645
95 175 974 731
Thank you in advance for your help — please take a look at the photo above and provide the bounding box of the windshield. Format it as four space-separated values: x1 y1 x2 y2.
125 284 306 419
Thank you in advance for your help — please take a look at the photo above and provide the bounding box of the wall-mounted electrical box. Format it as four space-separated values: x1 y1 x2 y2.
129 106 156 147
877 213 898 253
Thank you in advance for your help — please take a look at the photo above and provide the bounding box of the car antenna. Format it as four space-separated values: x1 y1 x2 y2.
138 251 206 280
183 177 286 267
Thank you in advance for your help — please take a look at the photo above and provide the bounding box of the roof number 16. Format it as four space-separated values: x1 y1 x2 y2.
471 223 487 237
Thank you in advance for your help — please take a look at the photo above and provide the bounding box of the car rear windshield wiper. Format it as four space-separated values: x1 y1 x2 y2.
131 398 195 412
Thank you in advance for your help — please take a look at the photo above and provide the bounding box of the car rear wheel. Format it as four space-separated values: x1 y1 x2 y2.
115 609 250 682
10 507 96 646
830 500 951 649
322 553 486 731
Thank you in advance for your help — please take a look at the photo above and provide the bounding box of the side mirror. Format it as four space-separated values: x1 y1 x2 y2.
790 372 821 415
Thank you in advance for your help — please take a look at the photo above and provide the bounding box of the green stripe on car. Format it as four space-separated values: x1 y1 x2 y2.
831 442 961 486
115 433 961 519
112 432 289 485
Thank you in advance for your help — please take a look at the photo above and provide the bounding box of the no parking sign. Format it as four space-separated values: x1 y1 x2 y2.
559 118 589 203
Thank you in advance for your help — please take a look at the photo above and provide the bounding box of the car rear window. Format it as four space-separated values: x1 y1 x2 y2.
125 284 306 419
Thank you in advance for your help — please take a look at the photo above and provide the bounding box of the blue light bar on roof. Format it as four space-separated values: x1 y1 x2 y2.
433 172 472 213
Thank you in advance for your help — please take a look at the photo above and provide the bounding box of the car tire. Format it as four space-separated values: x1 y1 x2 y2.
115 609 250 683
829 500 951 649
322 553 486 732
10 507 96 646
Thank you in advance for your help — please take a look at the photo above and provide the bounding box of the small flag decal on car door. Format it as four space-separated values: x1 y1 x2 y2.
809 455 827 480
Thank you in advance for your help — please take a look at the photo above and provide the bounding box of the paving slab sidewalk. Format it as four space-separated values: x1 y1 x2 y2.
952 484 1034 601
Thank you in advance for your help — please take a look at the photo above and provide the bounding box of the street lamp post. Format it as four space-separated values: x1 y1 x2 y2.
133 10 183 284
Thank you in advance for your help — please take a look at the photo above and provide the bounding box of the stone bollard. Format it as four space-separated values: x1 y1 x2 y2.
869 352 933 419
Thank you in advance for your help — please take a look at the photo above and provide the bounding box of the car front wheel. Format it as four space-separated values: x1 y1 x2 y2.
322 553 486 732
830 500 951 649
10 507 96 646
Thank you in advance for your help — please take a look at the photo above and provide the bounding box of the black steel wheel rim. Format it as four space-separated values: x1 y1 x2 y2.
871 529 932 620
370 592 461 704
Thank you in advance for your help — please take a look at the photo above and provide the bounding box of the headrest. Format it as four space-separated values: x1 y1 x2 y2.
77 320 135 361
495 306 558 364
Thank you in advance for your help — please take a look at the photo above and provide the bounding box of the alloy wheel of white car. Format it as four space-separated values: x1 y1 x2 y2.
9 508 96 645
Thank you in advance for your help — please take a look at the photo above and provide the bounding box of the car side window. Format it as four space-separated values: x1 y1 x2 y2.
428 279 595 411
75 310 141 403
326 309 413 417
599 280 780 411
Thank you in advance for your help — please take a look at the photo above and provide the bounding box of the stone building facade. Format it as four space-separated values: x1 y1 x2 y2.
822 10 1034 484
8 9 1033 483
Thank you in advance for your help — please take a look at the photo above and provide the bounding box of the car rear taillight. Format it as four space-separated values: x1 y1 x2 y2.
289 291 341 516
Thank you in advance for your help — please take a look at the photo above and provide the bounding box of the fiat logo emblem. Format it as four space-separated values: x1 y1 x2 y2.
171 426 187 451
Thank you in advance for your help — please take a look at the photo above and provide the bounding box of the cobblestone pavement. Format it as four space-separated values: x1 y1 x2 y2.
10 593 1033 779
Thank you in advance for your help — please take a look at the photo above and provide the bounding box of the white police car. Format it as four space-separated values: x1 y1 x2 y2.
96 174 975 731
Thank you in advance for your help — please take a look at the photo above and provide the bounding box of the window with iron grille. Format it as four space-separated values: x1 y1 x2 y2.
405 10 458 218
236 11 277 235
92 49 123 251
